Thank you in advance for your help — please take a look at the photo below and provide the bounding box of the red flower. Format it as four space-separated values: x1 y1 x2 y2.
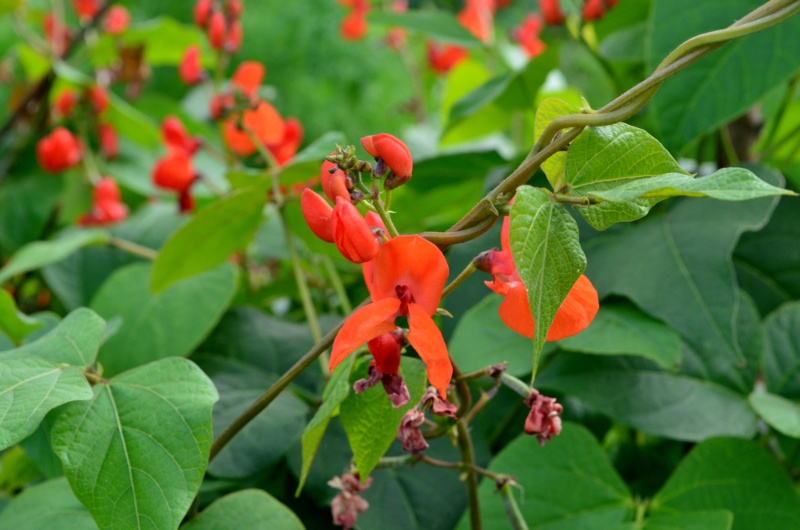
79 177 128 226
225 20 243 52
152 152 195 192
320 158 350 203
301 188 335 243
268 117 303 166
524 389 563 446
194 0 213 28
87 85 109 115
98 123 118 159
226 0 244 19
427 42 468 75
457 0 494 43
103 5 130 35
223 101 285 156
43 14 70 56
331 197 380 263
360 133 412 189
207 10 227 50
340 10 368 41
330 235 452 397
37 127 82 173
231 61 264 99
582 0 605 21
512 14 546 59
540 0 565 25
73 0 101 19
484 215 598 340
179 45 204 85
161 116 201 156
53 89 78 119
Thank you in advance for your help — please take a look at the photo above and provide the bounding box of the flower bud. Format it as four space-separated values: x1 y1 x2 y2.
162 116 202 156
225 20 243 53
331 198 380 264
360 133 412 188
98 123 118 160
53 89 78 119
340 10 368 41
194 0 213 28
582 0 605 21
226 0 244 19
152 152 195 192
207 11 227 50
397 409 428 454
523 389 563 446
79 177 128 226
73 0 101 19
87 85 109 115
179 45 204 86
540 0 565 25
320 158 350 203
37 127 82 173
301 189 335 243
103 5 130 35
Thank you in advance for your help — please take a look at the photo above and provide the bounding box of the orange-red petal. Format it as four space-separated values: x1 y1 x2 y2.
498 283 534 338
331 198 380 264
547 275 599 341
360 133 413 180
330 298 401 371
407 303 452 397
301 189 334 243
232 61 265 98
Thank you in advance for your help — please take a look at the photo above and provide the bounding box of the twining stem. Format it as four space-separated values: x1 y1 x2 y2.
499 481 530 530
107 237 158 260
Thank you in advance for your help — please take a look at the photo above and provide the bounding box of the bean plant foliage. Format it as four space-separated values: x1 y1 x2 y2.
0 0 799 529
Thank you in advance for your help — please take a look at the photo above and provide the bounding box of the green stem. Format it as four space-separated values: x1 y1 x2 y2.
373 454 415 470
760 74 798 150
107 237 158 260
242 124 283 204
719 125 740 166
322 256 353 314
371 195 400 238
442 262 477 299
500 373 531 398
453 363 481 530
499 481 529 530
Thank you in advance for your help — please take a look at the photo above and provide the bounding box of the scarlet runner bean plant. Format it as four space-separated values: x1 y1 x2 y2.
0 1 800 530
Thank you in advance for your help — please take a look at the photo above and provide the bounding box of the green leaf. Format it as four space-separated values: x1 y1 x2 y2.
339 357 427 479
566 123 687 230
0 229 110 286
13 308 105 367
510 186 586 377
647 0 800 153
587 168 794 203
297 354 356 495
49 358 219 530
651 438 800 529
764 302 800 398
640 511 733 530
585 174 780 392
538 354 758 441
181 490 305 530
151 189 265 293
106 96 161 148
0 172 62 254
0 478 97 530
91 263 236 376
599 23 647 62
533 98 582 188
749 392 800 438
559 40 617 107
558 302 682 369
0 290 41 345
369 11 480 47
458 423 631 529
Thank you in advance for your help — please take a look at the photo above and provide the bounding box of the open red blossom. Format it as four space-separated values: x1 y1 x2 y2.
37 127 82 173
79 177 128 226
540 0 565 25
360 133 412 188
179 46 204 85
161 116 202 156
98 123 118 159
268 117 303 166
73 0 101 19
207 10 227 50
582 0 605 21
457 0 494 43
103 5 130 35
427 42 468 74
513 14 546 58
87 85 109 115
223 101 285 156
194 0 213 27
152 152 195 192
485 215 598 340
330 235 453 397
232 61 265 99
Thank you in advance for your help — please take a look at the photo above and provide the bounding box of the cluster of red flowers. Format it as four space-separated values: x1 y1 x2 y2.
194 0 243 53
151 117 201 213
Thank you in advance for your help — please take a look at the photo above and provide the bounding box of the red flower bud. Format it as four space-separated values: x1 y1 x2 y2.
301 189 335 243
320 159 350 203
225 20 243 53
207 11 227 50
161 116 201 156
340 10 368 41
43 14 70 56
103 5 130 35
87 85 109 115
98 123 118 160
53 89 78 119
427 42 468 75
231 61 264 98
179 45 204 86
194 0 213 28
37 127 82 173
360 133 412 188
226 0 243 19
540 0 565 25
72 0 101 19
152 152 195 192
582 0 604 21
331 197 380 263
79 177 128 226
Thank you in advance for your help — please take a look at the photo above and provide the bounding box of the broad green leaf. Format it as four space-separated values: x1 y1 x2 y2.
0 172 62 254
181 490 305 530
538 354 757 441
0 290 41 345
106 96 161 148
0 229 110 285
0 478 97 530
533 98 582 188
558 302 681 369
92 263 236 376
457 423 632 529
585 174 780 392
763 302 800 398
559 40 617 107
0 0 21 16
369 11 480 47
566 123 687 230
339 358 427 479
150 189 265 293
587 168 794 203
43 204 184 310
509 186 586 377
12 308 105 367
647 0 800 153
749 392 800 438
599 23 647 62
642 512 733 530
50 358 219 530
651 438 800 529
296 354 356 495
449 295 556 377
0 357 92 451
